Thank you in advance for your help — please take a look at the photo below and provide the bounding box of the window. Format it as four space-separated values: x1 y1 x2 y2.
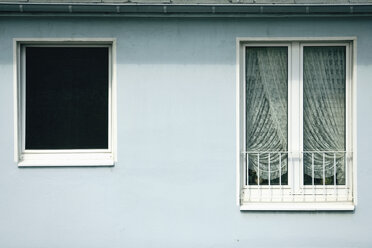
237 38 356 210
14 39 116 166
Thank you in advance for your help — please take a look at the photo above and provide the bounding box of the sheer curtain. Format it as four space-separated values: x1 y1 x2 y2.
245 46 346 184
245 47 288 181
303 46 346 184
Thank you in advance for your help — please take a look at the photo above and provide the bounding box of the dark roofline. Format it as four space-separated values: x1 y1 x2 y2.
1 3 372 16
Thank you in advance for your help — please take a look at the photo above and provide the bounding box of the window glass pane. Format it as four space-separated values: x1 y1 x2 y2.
303 46 346 185
245 47 288 185
25 47 109 149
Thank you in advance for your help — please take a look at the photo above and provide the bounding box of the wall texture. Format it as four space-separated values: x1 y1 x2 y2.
0 16 372 248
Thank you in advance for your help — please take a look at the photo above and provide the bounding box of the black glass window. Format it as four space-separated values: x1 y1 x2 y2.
25 47 109 149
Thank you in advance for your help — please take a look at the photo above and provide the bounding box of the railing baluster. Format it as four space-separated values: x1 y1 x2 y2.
345 152 350 201
334 153 337 200
268 153 271 185
243 153 246 186
257 153 260 186
312 153 315 201
301 152 304 201
257 153 261 200
246 153 249 186
268 153 271 201
292 151 295 202
279 152 282 201
247 153 250 201
323 152 326 200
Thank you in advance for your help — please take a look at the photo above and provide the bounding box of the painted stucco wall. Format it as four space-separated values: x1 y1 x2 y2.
0 16 371 247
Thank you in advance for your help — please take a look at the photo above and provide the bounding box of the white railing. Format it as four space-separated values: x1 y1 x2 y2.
241 151 353 203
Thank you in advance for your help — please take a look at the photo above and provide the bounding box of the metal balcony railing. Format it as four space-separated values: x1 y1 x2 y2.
241 151 353 203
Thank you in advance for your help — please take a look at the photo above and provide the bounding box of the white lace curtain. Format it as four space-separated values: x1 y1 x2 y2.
245 46 346 183
246 47 288 180
303 46 346 184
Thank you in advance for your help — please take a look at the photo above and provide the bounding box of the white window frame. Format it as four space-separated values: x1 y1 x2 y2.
14 38 117 167
236 37 357 211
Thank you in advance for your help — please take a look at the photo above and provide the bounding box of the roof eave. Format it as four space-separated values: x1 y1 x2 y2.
1 3 372 16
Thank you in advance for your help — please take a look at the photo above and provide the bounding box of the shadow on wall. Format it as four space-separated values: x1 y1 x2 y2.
1 17 372 65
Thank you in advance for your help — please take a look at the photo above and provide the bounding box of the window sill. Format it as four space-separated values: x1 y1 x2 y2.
240 202 355 211
17 153 115 167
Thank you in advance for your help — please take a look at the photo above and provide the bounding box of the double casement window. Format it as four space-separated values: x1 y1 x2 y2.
237 39 356 210
14 39 116 166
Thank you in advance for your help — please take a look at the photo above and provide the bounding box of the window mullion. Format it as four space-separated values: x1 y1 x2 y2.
289 42 302 194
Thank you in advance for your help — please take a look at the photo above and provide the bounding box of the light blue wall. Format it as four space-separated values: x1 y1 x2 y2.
0 16 372 248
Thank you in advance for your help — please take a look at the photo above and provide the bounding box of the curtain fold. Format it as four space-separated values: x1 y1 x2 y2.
246 47 288 180
303 46 346 184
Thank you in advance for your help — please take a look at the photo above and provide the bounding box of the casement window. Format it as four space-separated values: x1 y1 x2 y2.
14 39 116 166
237 38 356 210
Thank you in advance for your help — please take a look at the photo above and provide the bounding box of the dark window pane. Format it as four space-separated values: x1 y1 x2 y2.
25 47 109 149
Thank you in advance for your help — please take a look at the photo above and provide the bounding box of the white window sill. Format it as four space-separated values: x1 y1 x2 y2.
240 202 355 211
17 152 115 167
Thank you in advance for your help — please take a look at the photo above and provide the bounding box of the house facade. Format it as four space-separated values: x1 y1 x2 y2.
0 1 372 247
